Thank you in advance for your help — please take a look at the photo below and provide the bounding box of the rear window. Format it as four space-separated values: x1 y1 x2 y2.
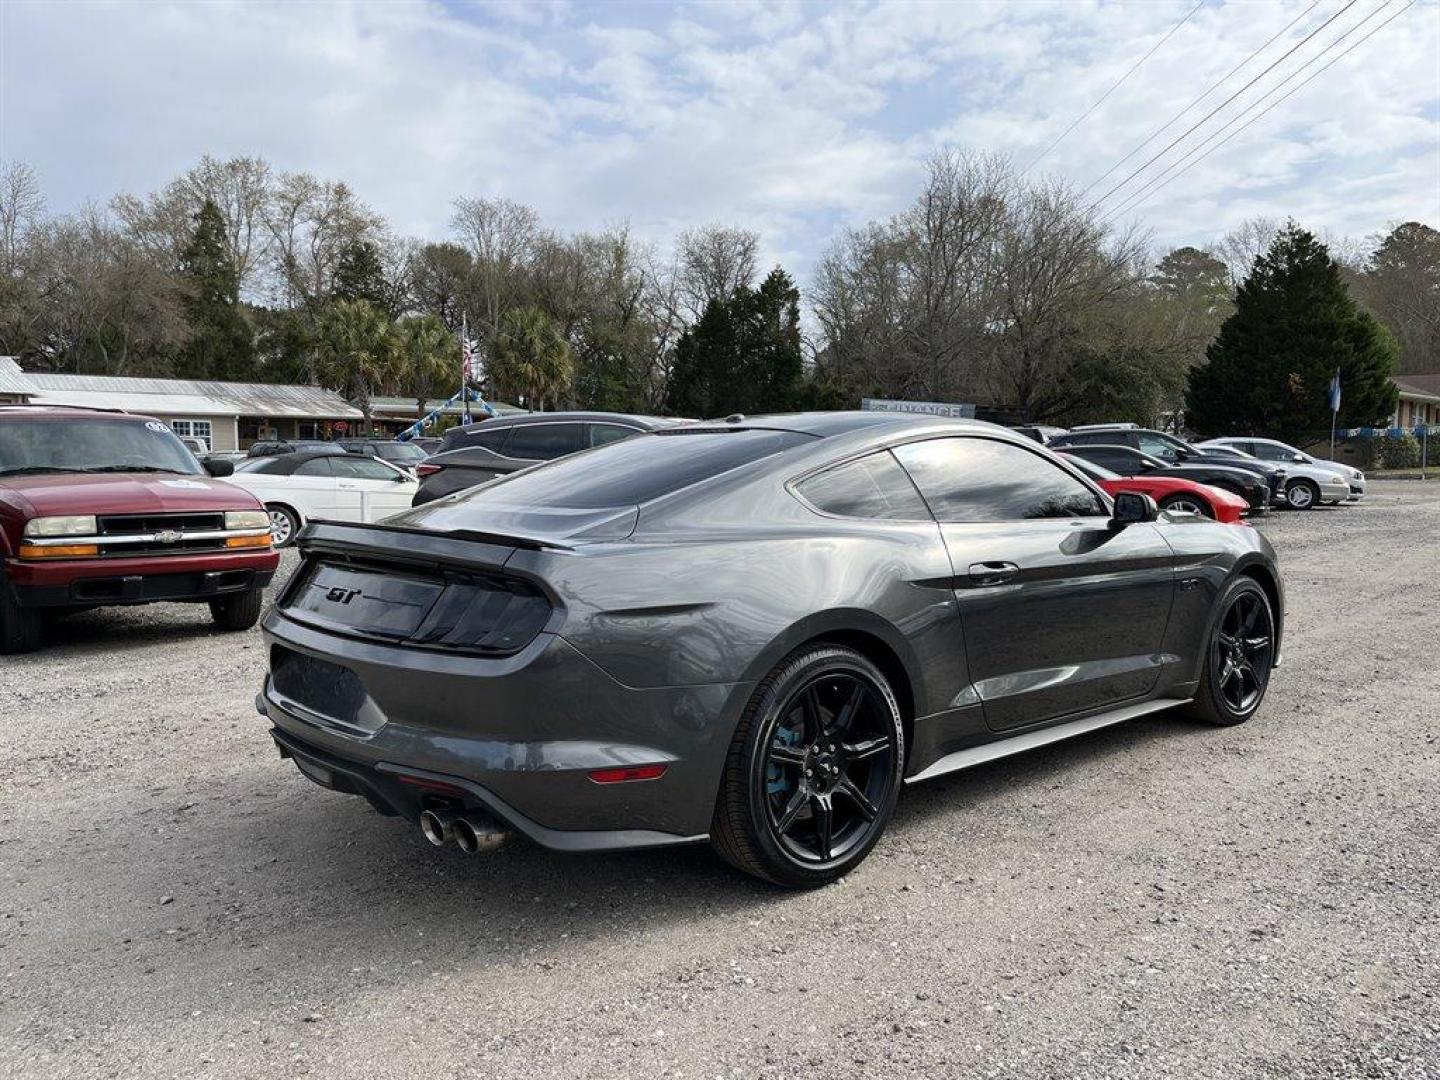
504 423 586 461
446 429 813 510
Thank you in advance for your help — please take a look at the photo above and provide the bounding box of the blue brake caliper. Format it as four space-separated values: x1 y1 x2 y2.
767 720 804 796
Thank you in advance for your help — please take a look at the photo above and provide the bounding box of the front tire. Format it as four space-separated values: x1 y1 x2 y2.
1285 478 1319 510
0 582 43 654
711 645 904 887
1158 494 1212 518
209 588 263 631
1183 577 1275 726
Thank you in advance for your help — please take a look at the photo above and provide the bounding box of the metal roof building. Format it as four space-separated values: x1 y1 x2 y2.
0 357 361 451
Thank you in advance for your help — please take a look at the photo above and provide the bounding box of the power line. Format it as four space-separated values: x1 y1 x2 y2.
1078 0 1322 200
1103 0 1418 222
1103 0 1398 221
1022 0 1204 173
1090 0 1361 210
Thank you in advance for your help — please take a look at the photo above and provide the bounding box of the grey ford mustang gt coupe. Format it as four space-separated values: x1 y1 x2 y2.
257 412 1283 886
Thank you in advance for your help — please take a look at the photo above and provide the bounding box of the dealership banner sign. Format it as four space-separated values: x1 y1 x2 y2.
860 398 977 419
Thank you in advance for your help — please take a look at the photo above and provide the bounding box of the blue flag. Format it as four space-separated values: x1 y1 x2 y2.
1328 370 1341 414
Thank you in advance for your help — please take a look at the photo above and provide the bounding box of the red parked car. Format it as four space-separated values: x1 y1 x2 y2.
0 407 280 653
1063 453 1249 524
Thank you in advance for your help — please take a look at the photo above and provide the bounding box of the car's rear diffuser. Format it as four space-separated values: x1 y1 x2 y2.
906 697 1192 785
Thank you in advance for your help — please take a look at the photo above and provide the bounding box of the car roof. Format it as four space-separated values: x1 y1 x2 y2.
451 411 675 433
0 405 151 422
679 411 1000 438
249 450 349 474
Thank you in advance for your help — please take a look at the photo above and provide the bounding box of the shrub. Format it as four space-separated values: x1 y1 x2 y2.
1377 432 1421 470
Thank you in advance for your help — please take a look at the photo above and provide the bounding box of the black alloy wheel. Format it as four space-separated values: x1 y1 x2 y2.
1185 577 1275 726
713 645 904 886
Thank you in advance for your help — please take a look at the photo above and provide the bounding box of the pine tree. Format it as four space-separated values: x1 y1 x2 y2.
177 199 254 380
666 268 803 417
332 240 392 313
1185 224 1398 441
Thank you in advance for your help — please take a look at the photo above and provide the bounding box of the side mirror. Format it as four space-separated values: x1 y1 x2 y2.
1292 453 1307 463
204 458 235 478
1111 491 1158 526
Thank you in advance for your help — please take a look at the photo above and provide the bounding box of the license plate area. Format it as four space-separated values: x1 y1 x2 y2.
270 647 377 733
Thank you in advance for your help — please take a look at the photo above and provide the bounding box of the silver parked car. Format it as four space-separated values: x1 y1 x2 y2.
1197 439 1355 509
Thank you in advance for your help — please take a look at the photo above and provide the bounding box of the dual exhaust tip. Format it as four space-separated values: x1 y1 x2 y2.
419 806 509 853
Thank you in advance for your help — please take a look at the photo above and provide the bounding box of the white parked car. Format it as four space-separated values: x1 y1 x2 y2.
1196 438 1356 509
222 450 418 546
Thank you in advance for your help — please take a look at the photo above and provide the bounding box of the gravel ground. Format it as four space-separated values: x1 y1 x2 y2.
2 483 1438 1080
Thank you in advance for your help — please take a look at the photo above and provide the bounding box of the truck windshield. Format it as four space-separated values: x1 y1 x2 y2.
0 418 202 476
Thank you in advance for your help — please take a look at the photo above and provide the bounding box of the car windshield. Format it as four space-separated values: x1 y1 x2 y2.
0 418 201 476
438 428 813 510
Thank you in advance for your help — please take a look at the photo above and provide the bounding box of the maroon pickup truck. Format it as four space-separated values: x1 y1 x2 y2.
0 406 280 653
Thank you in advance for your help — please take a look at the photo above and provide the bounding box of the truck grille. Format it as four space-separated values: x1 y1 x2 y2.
95 512 230 556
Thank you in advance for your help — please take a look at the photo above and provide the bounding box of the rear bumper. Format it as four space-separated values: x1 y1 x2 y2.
265 721 705 853
5 549 279 608
257 609 744 844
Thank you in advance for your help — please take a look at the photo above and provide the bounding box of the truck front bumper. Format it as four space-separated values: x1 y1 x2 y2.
4 549 279 607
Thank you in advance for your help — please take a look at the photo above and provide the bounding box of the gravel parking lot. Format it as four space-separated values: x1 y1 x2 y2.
3 483 1438 1080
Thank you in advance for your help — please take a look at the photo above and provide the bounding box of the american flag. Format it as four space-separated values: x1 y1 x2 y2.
461 315 475 383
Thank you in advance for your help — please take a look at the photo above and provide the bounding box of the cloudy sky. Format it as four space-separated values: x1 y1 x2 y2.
2 0 1436 277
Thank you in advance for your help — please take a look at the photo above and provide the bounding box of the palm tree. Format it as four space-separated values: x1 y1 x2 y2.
311 299 401 434
395 314 459 416
488 306 573 410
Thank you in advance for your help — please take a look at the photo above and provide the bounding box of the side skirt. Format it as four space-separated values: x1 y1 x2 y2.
905 697 1192 785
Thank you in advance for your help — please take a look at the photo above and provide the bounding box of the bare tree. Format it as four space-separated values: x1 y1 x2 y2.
267 173 383 308
450 195 540 334
111 155 273 297
1209 216 1281 287
673 224 759 321
0 161 45 277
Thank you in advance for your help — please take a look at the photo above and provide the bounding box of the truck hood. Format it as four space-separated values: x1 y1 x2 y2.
1 472 264 517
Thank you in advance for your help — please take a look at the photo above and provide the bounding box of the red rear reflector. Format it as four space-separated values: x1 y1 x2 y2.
588 764 668 784
416 464 442 476
396 775 464 795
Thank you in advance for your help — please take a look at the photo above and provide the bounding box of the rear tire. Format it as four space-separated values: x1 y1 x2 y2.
1285 478 1319 510
1158 494 1212 518
0 581 43 654
210 588 263 631
711 644 904 887
1182 577 1275 727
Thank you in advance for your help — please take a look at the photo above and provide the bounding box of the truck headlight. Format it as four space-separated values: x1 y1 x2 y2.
23 515 97 538
224 510 270 531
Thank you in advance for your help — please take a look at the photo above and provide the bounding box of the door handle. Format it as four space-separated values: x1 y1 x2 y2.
967 561 1019 586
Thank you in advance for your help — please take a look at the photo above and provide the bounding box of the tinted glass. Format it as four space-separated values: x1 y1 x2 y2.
504 423 586 461
1137 432 1184 461
332 456 399 480
444 429 812 510
0 418 201 475
795 451 931 520
294 458 335 477
589 423 639 448
376 443 428 464
894 437 1106 522
1249 442 1290 462
1076 446 1144 473
1061 454 1121 481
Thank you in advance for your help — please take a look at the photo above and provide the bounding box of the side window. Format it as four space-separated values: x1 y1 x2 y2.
332 456 398 481
1251 442 1287 462
294 458 335 477
893 437 1107 522
795 451 931 521
1137 433 1181 462
589 423 639 448
504 423 586 461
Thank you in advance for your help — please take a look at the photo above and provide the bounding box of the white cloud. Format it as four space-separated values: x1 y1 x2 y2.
1 0 1435 284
